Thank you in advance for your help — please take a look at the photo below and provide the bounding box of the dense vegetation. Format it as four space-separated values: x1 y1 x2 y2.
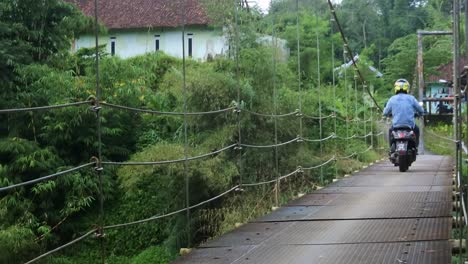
0 0 456 263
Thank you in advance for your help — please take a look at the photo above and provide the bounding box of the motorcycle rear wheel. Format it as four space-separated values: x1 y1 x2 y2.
399 156 409 172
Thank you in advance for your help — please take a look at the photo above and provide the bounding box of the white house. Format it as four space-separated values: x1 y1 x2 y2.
65 0 227 60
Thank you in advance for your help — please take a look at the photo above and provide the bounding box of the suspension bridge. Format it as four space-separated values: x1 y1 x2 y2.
174 155 453 264
1 0 467 263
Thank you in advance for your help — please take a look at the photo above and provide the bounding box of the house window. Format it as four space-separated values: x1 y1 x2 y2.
110 37 116 56
187 33 193 57
155 35 160 51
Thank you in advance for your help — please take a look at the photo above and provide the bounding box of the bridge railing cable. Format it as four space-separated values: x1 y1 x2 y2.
0 162 96 192
0 101 92 114
425 129 458 143
24 149 341 263
241 137 300 149
24 228 98 264
302 134 335 143
242 109 299 118
102 144 236 166
302 113 335 120
19 0 387 262
101 102 236 116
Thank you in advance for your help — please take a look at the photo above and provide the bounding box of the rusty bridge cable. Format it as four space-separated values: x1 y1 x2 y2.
102 144 237 166
0 163 96 192
327 0 382 112
0 101 91 114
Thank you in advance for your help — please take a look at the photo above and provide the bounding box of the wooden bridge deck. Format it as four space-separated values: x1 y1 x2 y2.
173 155 453 264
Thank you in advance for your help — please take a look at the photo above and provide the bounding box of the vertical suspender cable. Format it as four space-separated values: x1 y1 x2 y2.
93 0 105 262
316 12 324 184
354 73 359 160
363 84 367 146
234 0 243 190
452 1 462 260
354 74 358 132
331 15 338 178
344 47 349 153
370 84 374 148
296 0 303 138
181 0 190 246
271 4 280 207
296 0 307 191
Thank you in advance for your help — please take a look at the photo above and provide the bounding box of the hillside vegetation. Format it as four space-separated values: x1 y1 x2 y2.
0 0 455 263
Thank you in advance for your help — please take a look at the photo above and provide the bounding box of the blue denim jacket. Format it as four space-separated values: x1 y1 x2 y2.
383 93 424 128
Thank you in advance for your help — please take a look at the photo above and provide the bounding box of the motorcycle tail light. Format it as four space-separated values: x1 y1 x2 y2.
399 132 406 138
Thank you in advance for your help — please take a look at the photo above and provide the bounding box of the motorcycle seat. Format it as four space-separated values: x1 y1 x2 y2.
393 126 413 131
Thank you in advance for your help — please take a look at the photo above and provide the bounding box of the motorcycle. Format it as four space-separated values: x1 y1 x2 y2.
389 126 417 172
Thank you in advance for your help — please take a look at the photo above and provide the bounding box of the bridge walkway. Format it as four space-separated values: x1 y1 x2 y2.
173 155 453 264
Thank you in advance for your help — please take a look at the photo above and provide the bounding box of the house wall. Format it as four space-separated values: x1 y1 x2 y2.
75 26 227 61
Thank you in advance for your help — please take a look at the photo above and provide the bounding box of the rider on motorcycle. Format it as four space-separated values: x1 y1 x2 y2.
383 79 425 150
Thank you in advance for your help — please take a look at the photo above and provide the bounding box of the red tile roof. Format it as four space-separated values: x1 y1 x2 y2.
426 57 468 83
65 0 209 29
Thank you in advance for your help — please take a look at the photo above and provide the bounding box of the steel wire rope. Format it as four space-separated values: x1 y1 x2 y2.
425 129 458 143
278 168 301 181
362 82 367 146
101 144 237 166
270 6 281 207
242 109 298 118
0 101 91 114
327 0 383 112
0 163 95 192
334 115 348 122
99 149 346 232
352 73 362 162
295 0 307 191
354 132 373 139
181 0 191 246
234 0 243 189
243 169 300 187
336 152 357 160
26 177 271 262
331 13 338 178
25 228 98 264
92 0 105 261
351 117 373 123
241 137 300 149
302 134 335 143
424 142 453 150
302 113 334 120
315 11 325 184
354 75 358 143
335 134 357 140
101 102 236 116
343 45 350 155
335 116 371 123
370 96 374 148
296 0 303 138
302 156 336 170
452 5 463 258
357 145 373 155
102 185 240 229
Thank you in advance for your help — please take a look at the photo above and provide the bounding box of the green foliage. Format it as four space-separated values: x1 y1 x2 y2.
382 34 418 83
0 226 39 263
425 124 455 156
4 0 457 263
0 0 90 85
130 246 174 264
